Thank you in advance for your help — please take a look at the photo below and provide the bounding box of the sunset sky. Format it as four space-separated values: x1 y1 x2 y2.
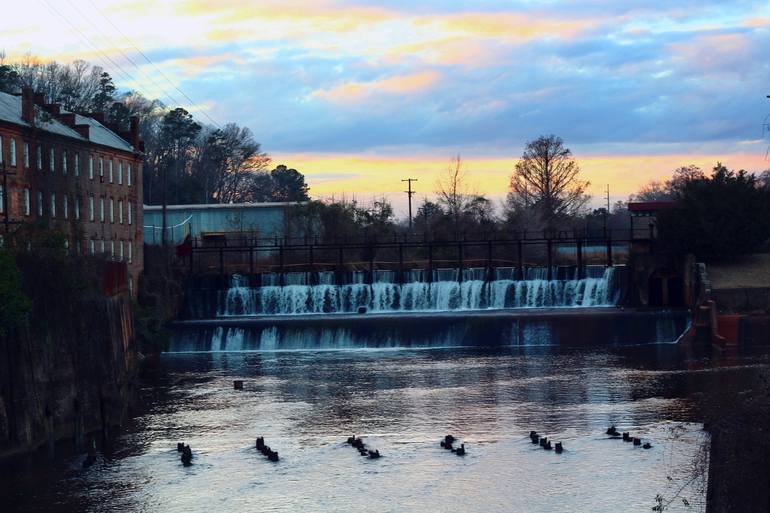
3 0 770 213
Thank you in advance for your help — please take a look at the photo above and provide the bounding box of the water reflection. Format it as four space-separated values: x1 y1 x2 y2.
3 345 768 513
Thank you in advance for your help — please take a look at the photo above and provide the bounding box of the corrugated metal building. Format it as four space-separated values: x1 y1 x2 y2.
143 202 300 245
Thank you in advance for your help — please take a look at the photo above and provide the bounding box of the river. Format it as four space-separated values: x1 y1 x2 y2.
4 344 768 512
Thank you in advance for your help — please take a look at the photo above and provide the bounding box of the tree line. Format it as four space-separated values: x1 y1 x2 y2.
3 56 768 258
0 56 310 206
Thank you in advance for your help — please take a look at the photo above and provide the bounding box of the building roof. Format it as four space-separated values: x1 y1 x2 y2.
0 91 136 153
144 202 303 211
627 201 679 213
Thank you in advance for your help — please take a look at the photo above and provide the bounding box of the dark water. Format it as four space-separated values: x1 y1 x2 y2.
3 345 768 513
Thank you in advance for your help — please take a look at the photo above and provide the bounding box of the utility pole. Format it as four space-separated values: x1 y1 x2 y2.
603 184 610 238
402 178 418 231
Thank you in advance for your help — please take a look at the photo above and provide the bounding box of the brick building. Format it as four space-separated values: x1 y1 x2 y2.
0 88 144 291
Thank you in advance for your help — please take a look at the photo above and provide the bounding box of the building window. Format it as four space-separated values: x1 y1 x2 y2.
118 161 123 185
128 202 133 225
119 240 124 261
74 153 79 177
89 155 94 179
63 195 68 219
110 240 115 259
37 191 43 216
36 145 42 170
127 164 132 187
88 196 94 221
10 138 16 166
75 196 80 220
49 148 55 172
23 188 30 216
118 199 123 224
99 157 104 178
62 150 68 175
23 142 29 168
99 197 105 222
127 241 132 263
100 239 105 254
89 239 95 255
108 160 113 183
50 192 56 218
109 198 114 223
0 185 3 214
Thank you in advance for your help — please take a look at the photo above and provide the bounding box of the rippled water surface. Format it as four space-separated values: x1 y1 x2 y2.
6 345 768 513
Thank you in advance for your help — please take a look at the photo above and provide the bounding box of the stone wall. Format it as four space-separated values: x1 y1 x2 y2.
0 293 137 460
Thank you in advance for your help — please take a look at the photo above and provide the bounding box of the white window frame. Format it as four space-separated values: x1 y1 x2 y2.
36 145 42 170
50 192 56 218
23 188 30 216
49 147 55 172
75 196 80 220
127 241 132 263
74 153 79 177
99 197 105 222
9 138 16 166
89 196 94 221
23 142 29 168
127 164 132 187
89 155 94 179
62 149 68 175
90 239 95 255
37 191 43 216
118 199 123 224
128 202 133 225
63 195 68 219
109 198 114 223
118 161 123 185
99 157 104 178
108 159 113 183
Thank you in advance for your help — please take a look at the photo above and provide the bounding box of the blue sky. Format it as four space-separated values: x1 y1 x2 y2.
3 0 770 209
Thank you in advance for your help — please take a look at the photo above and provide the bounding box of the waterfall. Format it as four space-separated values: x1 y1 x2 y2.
218 266 620 316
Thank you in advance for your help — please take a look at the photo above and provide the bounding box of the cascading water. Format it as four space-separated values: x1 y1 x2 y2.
218 266 620 316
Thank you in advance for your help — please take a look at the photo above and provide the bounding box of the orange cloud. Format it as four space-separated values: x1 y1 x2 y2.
312 71 442 103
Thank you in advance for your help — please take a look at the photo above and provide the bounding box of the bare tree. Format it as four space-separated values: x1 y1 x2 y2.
436 154 475 232
507 135 590 228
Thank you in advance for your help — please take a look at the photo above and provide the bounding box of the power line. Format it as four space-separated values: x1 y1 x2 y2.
61 0 182 111
38 0 149 101
84 0 222 129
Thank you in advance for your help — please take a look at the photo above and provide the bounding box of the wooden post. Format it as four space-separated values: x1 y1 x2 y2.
517 239 524 280
576 238 583 279
337 245 344 285
486 240 493 282
427 242 433 283
457 241 464 283
368 245 374 284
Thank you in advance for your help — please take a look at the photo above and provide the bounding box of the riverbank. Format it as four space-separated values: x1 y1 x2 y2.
0 250 140 463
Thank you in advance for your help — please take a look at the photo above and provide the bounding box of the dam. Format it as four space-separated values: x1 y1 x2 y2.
171 265 690 351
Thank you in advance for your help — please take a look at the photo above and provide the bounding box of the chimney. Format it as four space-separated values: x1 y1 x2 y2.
89 112 105 124
21 87 34 123
74 124 90 139
58 113 76 127
129 116 140 149
33 92 45 105
44 103 61 115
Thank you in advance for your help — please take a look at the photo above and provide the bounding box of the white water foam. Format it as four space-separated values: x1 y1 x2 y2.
218 266 619 316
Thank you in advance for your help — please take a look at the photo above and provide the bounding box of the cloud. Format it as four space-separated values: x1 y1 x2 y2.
311 71 442 103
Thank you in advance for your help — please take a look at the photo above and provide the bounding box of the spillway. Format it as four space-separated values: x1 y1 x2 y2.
214 266 620 317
